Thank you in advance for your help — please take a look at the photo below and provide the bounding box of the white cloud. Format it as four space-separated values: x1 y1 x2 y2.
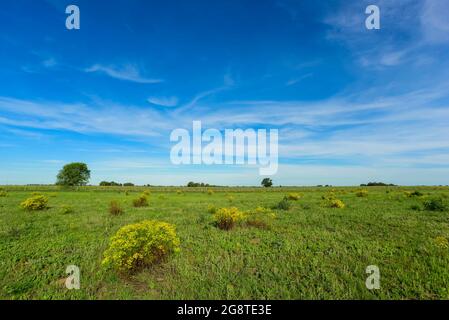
148 96 178 107
420 0 449 44
85 64 163 84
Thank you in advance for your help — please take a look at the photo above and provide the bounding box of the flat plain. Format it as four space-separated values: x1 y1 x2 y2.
1 186 448 299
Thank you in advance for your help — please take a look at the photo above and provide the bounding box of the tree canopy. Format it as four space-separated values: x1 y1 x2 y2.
261 178 273 188
56 162 90 186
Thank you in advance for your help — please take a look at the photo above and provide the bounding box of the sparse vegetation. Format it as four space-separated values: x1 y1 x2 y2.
1 186 449 299
60 205 74 214
109 200 124 215
274 198 291 210
423 198 447 212
356 190 368 197
132 194 149 207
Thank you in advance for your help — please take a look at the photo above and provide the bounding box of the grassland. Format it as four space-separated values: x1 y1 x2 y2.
1 186 449 300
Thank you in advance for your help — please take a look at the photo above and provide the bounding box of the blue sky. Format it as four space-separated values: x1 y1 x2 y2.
1 0 449 186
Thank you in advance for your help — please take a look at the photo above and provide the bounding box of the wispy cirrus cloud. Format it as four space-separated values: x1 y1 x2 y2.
147 96 179 107
85 64 163 84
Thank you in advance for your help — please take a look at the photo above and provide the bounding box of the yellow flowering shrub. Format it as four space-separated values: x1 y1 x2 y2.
286 193 301 201
322 192 337 201
214 207 244 230
102 220 180 273
328 199 345 209
20 195 49 211
356 190 368 197
434 236 449 249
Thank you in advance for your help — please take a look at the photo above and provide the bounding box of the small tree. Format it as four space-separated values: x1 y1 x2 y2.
56 162 90 186
261 178 273 188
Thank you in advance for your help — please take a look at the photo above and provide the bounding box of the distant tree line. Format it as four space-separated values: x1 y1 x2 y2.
187 182 215 187
360 182 396 187
99 181 135 187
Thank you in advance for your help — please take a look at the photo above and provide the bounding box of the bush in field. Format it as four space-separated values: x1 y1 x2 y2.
0 191 7 197
404 191 412 198
143 190 151 196
434 236 449 249
227 195 235 203
245 207 276 229
356 190 368 197
110 200 124 215
274 198 291 211
176 190 183 195
410 191 424 197
423 198 447 212
214 207 244 230
133 194 149 207
102 220 180 273
20 195 49 211
60 205 74 214
327 199 345 209
277 198 292 210
286 193 301 201
322 192 337 201
410 204 422 211
207 204 217 214
207 189 214 195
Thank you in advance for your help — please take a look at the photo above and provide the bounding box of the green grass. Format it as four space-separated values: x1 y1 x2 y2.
1 186 449 299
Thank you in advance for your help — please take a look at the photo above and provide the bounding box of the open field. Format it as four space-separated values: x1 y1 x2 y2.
1 186 449 300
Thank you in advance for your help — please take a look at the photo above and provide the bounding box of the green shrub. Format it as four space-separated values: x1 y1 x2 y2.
102 220 180 273
322 192 337 201
404 191 412 198
110 200 124 215
423 198 447 212
20 195 49 211
245 207 276 230
207 204 217 214
273 198 291 210
214 207 244 230
410 204 422 211
0 191 7 197
286 193 301 201
328 199 345 209
133 194 149 207
356 190 368 197
410 191 424 197
61 205 74 214
207 189 214 195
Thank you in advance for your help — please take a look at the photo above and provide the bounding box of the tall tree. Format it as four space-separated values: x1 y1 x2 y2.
261 178 273 188
56 163 91 186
